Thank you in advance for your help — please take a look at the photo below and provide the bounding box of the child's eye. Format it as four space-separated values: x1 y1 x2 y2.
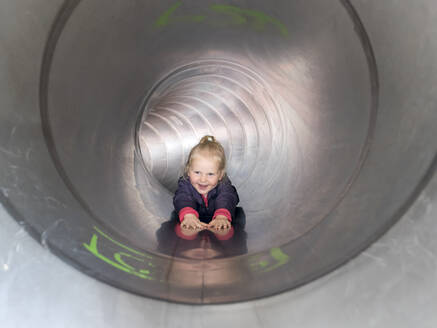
208 173 215 176
194 171 200 174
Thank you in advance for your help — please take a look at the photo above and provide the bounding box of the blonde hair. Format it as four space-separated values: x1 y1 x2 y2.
184 135 226 177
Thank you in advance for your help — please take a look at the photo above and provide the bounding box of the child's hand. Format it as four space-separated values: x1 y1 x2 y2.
181 214 207 230
208 215 231 230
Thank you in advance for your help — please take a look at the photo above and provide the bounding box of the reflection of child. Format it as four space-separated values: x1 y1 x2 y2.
173 135 239 230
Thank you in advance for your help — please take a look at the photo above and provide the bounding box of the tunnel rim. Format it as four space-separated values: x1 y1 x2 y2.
3 0 437 304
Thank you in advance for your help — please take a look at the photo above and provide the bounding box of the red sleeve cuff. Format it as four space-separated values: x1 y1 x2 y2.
213 226 234 240
179 207 199 222
175 223 199 240
213 208 232 222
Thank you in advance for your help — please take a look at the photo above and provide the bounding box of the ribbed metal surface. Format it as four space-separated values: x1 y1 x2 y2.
139 59 281 194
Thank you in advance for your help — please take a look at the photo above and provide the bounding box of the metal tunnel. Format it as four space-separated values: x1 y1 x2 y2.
1 0 437 324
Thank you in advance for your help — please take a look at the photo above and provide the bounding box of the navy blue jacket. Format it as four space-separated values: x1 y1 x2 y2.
173 175 239 222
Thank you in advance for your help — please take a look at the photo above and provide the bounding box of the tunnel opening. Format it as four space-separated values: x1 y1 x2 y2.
39 0 376 302
34 0 378 301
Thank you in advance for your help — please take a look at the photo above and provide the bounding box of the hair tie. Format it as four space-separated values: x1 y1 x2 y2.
207 136 213 142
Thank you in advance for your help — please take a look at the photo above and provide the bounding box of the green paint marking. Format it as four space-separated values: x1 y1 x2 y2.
139 269 151 275
83 234 154 280
210 4 289 37
211 5 247 25
83 235 132 273
259 260 269 268
114 252 146 271
155 2 206 26
147 261 156 268
249 247 290 273
155 1 183 27
184 15 207 23
93 226 151 259
154 2 288 37
262 247 290 272
270 247 289 263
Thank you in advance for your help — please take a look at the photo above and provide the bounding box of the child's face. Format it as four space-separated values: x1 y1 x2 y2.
188 155 223 195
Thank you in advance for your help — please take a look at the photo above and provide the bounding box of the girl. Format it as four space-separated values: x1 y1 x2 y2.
173 135 239 230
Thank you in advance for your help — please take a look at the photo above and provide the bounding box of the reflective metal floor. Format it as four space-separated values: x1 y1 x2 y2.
2 172 437 327
1 0 437 307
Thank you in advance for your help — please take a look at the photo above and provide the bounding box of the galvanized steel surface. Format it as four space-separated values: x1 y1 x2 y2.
0 0 436 303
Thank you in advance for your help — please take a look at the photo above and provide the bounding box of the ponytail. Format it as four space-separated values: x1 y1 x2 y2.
199 135 216 144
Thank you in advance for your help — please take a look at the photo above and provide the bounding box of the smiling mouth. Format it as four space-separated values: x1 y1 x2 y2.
198 184 208 189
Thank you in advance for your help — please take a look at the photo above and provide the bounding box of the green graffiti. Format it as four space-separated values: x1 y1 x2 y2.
154 2 289 37
250 247 290 273
210 5 289 37
93 226 151 258
155 1 206 27
83 227 155 280
155 1 183 27
259 260 269 268
263 247 289 272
